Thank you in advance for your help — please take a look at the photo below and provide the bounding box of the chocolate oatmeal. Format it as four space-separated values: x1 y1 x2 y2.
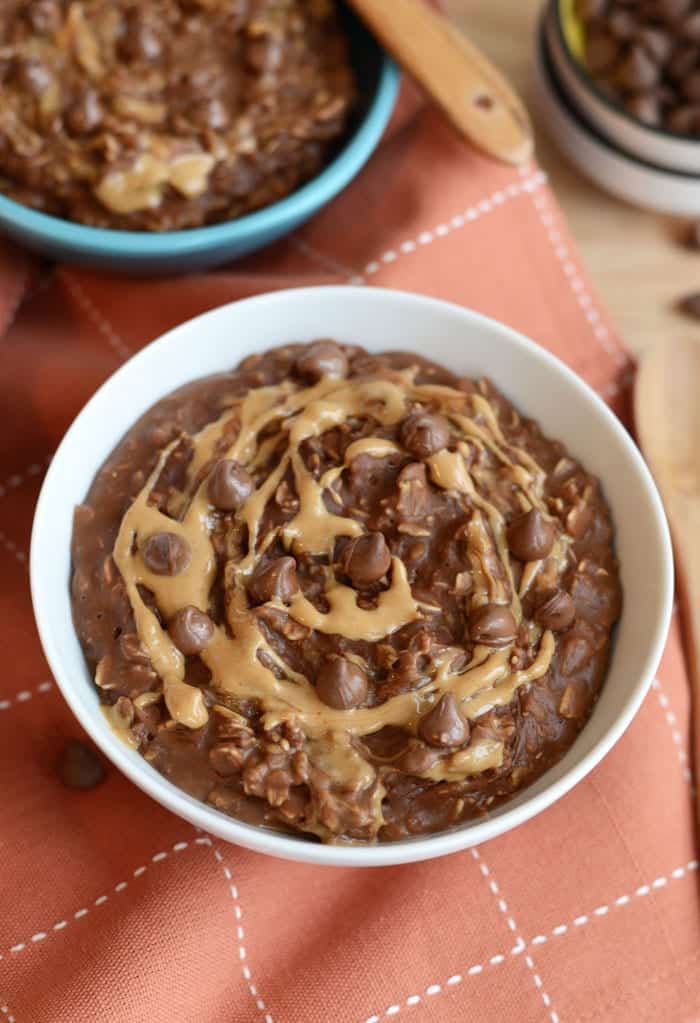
71 341 622 843
0 1 356 230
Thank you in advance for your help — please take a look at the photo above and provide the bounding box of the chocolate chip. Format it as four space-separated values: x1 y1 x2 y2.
666 103 700 132
295 340 348 381
506 508 556 562
315 656 369 709
362 725 410 759
535 589 577 632
653 0 692 23
142 532 191 576
639 28 672 64
609 9 637 39
469 603 517 647
678 290 700 319
168 605 215 655
247 556 299 605
616 45 660 90
626 92 661 125
339 532 391 587
398 744 441 774
400 411 451 459
586 31 620 75
668 44 699 82
418 693 469 748
685 220 700 249
682 70 700 101
57 739 106 789
207 459 254 511
685 10 700 41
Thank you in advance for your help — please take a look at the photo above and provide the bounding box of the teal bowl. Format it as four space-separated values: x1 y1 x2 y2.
0 14 398 274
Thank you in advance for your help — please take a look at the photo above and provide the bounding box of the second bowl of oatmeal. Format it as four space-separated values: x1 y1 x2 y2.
31 286 673 866
0 2 398 272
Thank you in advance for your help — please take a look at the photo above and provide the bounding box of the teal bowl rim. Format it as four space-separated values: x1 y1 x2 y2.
0 56 399 258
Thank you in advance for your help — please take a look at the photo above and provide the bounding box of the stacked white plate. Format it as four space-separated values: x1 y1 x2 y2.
533 2 700 215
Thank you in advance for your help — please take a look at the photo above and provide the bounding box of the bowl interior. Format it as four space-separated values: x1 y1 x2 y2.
30 287 673 867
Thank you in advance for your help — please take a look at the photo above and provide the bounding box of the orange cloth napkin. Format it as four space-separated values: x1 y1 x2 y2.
0 84 698 1023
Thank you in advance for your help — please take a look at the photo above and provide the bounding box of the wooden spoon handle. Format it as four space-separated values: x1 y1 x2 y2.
636 344 700 802
662 517 700 795
347 0 534 165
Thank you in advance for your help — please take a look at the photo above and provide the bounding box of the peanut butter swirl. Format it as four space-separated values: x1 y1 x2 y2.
109 352 568 815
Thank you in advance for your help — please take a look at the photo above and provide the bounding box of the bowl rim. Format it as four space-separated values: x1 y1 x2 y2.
0 57 399 258
550 0 700 148
30 286 674 867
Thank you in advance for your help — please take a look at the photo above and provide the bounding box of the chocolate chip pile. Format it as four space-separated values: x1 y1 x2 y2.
0 0 355 229
71 341 621 843
576 0 700 132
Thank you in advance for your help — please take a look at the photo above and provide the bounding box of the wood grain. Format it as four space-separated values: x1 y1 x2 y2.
444 0 700 358
636 338 700 799
348 0 533 164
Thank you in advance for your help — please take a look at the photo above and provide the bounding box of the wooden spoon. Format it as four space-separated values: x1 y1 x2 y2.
636 337 700 789
347 0 534 166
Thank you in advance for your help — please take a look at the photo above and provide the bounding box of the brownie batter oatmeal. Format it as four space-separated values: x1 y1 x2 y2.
0 1 356 229
72 341 622 843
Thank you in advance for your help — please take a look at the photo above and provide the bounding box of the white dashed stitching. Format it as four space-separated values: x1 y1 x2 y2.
0 837 204 962
651 678 695 791
0 1003 16 1023
521 164 628 370
210 843 274 1023
0 530 27 566
289 237 364 285
471 848 560 1023
0 681 53 713
0 455 51 500
62 274 131 361
360 172 546 281
354 855 699 1021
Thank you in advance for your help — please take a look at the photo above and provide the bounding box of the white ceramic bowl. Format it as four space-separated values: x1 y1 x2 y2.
547 3 700 175
30 286 673 867
534 17 700 216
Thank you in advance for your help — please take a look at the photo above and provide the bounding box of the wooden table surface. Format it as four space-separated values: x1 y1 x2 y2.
444 0 700 358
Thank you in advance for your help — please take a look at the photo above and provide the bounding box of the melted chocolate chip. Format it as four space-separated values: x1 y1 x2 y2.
418 693 469 748
168 605 215 655
339 532 391 588
398 744 441 774
142 532 191 576
400 411 451 459
315 656 368 709
506 508 556 562
207 459 254 511
57 739 107 789
469 603 517 647
536 589 577 632
295 340 348 381
247 556 299 605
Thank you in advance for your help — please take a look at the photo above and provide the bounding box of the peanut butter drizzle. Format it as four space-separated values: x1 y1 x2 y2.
288 557 419 640
421 737 504 782
110 361 558 796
